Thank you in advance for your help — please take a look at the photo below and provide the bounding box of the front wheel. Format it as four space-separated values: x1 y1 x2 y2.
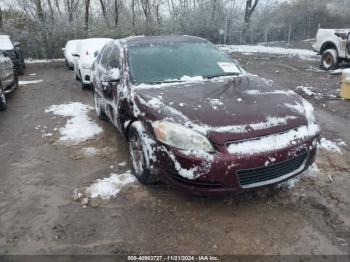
93 89 108 121
12 72 18 88
321 49 338 71
0 85 7 111
82 82 91 90
128 122 159 184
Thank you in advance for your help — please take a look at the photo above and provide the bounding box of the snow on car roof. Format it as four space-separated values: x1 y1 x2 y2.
124 35 207 46
80 38 112 47
65 39 81 48
0 35 14 50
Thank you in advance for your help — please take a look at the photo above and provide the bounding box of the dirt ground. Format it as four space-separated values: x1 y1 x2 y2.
0 54 350 256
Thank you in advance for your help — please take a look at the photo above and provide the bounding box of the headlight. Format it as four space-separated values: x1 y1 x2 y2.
152 121 214 152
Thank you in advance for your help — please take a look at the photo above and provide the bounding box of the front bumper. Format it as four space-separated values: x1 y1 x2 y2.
151 136 318 195
312 44 320 54
80 68 91 84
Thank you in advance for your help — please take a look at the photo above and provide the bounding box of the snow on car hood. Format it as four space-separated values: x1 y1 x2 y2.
133 75 316 145
0 35 14 50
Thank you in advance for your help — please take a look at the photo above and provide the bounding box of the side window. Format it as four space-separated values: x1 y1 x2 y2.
106 45 120 69
100 46 112 68
96 46 105 64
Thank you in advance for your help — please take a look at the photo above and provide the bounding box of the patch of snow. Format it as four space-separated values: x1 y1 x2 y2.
19 80 43 85
319 138 343 154
296 86 321 97
180 75 204 81
84 147 98 156
227 125 318 155
86 170 136 200
25 58 65 64
108 68 120 80
246 90 295 96
41 133 53 138
0 35 14 50
278 176 301 189
285 102 305 115
304 163 320 177
219 45 318 60
45 102 102 144
118 161 127 167
331 68 344 75
28 73 37 76
208 98 224 110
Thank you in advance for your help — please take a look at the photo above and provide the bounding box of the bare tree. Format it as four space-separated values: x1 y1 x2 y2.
244 0 259 29
114 0 122 28
140 0 153 22
131 0 136 28
0 7 3 32
34 0 45 23
99 0 110 26
210 0 218 24
65 0 79 22
155 1 161 25
55 0 62 16
47 0 55 23
84 0 90 33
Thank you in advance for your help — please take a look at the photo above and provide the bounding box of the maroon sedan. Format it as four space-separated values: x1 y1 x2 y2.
91 35 320 195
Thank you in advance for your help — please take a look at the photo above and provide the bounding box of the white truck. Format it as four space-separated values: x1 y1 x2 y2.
313 28 350 70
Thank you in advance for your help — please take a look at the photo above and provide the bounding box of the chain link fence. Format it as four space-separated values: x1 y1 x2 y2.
217 24 322 46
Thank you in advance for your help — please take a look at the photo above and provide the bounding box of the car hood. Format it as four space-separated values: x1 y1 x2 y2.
133 75 310 145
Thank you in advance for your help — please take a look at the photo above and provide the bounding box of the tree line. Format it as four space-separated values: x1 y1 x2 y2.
0 0 349 58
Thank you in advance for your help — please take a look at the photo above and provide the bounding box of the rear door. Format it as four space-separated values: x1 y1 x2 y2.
0 57 5 84
102 44 121 124
95 44 112 95
2 57 13 87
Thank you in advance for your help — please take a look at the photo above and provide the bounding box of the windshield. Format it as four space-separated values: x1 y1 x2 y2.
128 41 241 84
0 36 14 50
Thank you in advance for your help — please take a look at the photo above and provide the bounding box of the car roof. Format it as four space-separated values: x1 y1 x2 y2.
122 35 207 47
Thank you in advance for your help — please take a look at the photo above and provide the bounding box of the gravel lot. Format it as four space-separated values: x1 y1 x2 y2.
0 54 350 255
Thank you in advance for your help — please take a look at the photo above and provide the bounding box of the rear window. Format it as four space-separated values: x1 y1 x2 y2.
0 36 14 50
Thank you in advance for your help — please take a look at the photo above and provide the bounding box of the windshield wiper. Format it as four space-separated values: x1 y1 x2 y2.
205 73 241 79
147 79 186 85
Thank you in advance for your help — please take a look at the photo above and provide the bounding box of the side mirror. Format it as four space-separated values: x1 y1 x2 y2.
72 53 80 57
102 68 121 90
62 48 66 52
108 68 120 83
335 32 347 40
14 42 21 48
94 50 99 57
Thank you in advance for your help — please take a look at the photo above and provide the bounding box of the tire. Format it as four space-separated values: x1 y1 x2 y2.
82 82 91 90
0 84 7 111
93 89 108 121
68 65 74 71
75 74 80 81
12 72 18 88
17 66 25 75
321 49 338 71
128 122 159 184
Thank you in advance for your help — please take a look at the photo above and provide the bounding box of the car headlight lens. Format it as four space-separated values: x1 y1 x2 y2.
152 121 214 152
